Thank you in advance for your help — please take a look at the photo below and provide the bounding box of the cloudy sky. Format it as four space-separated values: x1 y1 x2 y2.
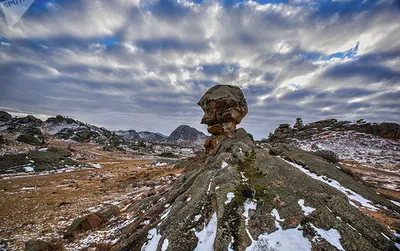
0 0 399 139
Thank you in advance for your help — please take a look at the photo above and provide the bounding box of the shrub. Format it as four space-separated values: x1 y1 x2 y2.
315 150 339 163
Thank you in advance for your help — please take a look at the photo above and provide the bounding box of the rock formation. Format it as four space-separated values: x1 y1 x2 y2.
112 85 399 251
198 85 248 153
0 111 12 122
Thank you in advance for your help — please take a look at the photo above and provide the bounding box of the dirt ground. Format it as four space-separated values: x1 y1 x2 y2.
0 156 184 250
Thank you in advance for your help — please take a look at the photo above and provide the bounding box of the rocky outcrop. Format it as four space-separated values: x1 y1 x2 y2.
64 205 120 240
24 240 53 251
269 119 400 143
0 148 87 174
113 86 399 251
198 85 248 153
0 111 12 122
45 115 77 125
15 115 43 127
16 127 45 146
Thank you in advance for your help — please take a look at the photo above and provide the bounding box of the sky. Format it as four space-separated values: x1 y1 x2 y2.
0 0 399 139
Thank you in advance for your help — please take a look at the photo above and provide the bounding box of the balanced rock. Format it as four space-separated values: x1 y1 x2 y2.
198 85 248 153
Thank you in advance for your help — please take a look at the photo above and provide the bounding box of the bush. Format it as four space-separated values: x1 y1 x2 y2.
315 150 339 163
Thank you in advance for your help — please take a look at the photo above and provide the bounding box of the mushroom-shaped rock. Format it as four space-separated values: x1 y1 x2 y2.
198 85 248 153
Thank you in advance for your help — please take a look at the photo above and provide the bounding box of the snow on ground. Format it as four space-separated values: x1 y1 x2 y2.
281 157 380 211
246 208 311 251
390 200 400 207
221 161 229 169
141 228 163 251
23 166 34 172
161 238 169 251
243 200 258 241
298 199 316 216
193 212 218 251
89 163 102 169
225 192 235 205
294 130 400 191
311 224 344 251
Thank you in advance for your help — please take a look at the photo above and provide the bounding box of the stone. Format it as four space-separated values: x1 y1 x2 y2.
0 111 12 122
24 240 52 251
198 85 248 153
64 213 105 240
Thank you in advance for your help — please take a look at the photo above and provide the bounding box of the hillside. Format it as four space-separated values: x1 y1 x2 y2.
1 87 399 251
268 119 400 197
115 125 207 147
167 125 208 147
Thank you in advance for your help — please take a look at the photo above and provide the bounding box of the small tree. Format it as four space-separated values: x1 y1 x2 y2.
294 118 304 130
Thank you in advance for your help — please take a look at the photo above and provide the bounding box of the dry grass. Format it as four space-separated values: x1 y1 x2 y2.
0 155 183 250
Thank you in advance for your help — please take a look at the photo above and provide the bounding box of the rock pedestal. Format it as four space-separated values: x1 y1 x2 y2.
198 85 248 153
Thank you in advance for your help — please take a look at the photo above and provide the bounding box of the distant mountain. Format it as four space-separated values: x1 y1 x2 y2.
138 131 168 142
0 111 208 148
167 125 207 147
114 130 140 141
115 125 207 147
114 130 168 143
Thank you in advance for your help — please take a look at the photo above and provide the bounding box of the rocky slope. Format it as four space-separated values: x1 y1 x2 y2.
268 119 400 195
116 125 207 147
0 112 125 148
138 131 168 143
108 85 400 251
3 86 400 251
166 125 207 147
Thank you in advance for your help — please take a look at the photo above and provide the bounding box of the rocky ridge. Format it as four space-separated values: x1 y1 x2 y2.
167 125 208 147
268 119 400 194
106 85 400 251
116 125 207 147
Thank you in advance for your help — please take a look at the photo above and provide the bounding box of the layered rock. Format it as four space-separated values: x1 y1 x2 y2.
198 85 248 153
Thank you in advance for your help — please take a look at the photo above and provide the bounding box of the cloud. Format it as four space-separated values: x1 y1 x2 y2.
0 0 399 139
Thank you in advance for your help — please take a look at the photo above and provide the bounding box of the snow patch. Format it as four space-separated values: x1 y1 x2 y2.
194 212 218 251
281 158 379 211
194 215 201 222
221 162 229 169
246 208 311 251
298 199 316 216
225 192 235 205
311 223 344 251
390 200 400 207
141 228 162 251
161 238 169 251
90 163 102 169
23 166 34 172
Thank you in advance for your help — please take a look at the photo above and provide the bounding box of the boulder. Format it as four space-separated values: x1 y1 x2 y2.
24 240 52 251
0 111 12 122
198 85 248 153
64 213 105 240
15 115 43 126
16 127 45 146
